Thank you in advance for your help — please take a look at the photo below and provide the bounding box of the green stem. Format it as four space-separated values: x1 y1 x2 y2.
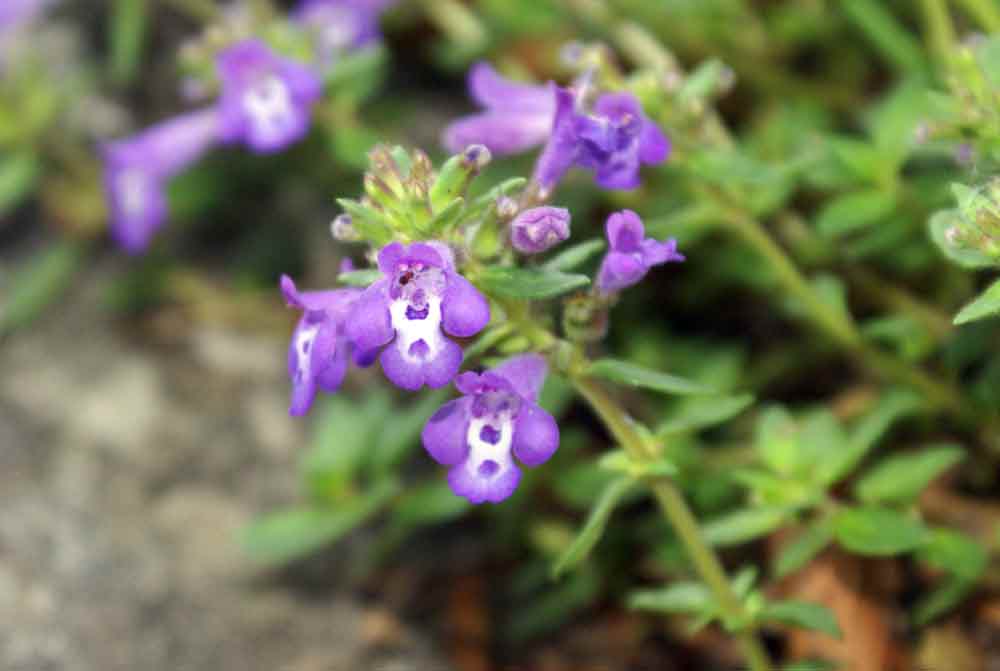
571 375 774 671
953 0 1000 31
920 0 957 64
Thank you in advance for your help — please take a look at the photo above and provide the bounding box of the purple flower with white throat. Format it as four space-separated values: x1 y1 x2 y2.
293 0 394 66
597 210 684 292
216 39 322 154
535 91 669 192
421 354 559 504
442 62 557 156
510 206 570 254
102 107 220 253
281 275 366 416
345 242 490 391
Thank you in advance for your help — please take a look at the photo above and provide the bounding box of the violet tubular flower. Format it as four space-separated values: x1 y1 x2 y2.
597 210 684 293
216 39 322 154
281 275 366 416
293 0 394 66
102 107 220 253
345 242 490 391
442 62 557 156
510 206 571 254
421 354 559 504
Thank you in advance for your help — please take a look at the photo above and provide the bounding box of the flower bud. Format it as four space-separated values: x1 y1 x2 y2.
510 206 571 254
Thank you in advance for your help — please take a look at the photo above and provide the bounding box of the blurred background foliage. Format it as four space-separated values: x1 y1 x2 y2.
6 0 1000 669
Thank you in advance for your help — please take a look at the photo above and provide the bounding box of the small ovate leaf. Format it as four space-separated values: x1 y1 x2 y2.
587 359 715 396
242 480 397 565
627 581 714 615
774 521 833 578
763 600 841 638
928 209 999 269
853 444 963 504
912 576 976 626
754 405 801 475
703 506 791 547
369 389 450 475
815 190 896 239
656 393 755 436
389 480 470 530
337 268 382 286
552 477 634 578
954 278 1000 325
542 239 606 272
917 528 988 581
832 506 926 556
476 266 589 300
109 0 148 84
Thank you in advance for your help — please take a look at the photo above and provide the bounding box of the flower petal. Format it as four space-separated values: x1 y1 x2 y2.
597 250 647 292
467 62 554 113
447 459 521 504
380 335 462 390
531 86 579 190
344 278 393 353
421 397 472 466
640 238 685 266
512 401 559 466
492 353 548 403
442 271 490 338
443 112 552 156
639 120 670 165
377 242 405 274
605 209 645 252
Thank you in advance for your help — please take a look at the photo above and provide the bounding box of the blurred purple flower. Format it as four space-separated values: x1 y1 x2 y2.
421 354 558 504
293 0 394 66
596 210 683 292
281 275 366 416
510 206 571 254
345 242 490 391
216 39 322 153
0 0 54 30
102 107 219 254
442 62 557 156
535 91 669 191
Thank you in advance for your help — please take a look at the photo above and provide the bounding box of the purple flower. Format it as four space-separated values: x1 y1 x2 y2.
597 210 684 292
293 0 394 66
535 91 669 191
510 206 570 254
345 242 490 391
0 0 54 31
442 62 557 156
102 107 220 253
281 275 366 416
216 39 322 154
421 354 559 504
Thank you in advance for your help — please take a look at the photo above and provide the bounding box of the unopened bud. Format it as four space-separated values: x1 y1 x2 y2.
510 206 571 254
331 214 359 241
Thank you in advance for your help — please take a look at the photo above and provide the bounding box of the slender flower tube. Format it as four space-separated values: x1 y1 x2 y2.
422 354 559 504
510 206 571 254
597 210 684 292
102 107 220 253
216 39 322 153
281 275 366 416
345 242 490 391
442 62 557 155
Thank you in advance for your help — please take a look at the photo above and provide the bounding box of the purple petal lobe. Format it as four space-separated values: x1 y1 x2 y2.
345 278 394 353
442 271 490 338
639 120 670 164
447 461 521 505
605 209 645 252
492 354 548 403
512 401 559 467
443 113 553 156
532 86 579 190
597 251 647 292
467 62 554 113
421 397 472 466
380 336 462 390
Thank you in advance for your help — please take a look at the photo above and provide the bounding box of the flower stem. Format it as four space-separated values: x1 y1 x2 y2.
919 0 957 64
571 374 774 671
953 0 1000 32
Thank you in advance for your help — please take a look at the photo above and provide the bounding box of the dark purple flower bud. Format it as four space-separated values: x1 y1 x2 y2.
344 242 490 391
216 39 322 154
510 206 571 254
596 210 684 292
281 275 367 416
442 62 556 156
535 90 669 192
102 107 220 254
421 354 558 504
293 0 395 68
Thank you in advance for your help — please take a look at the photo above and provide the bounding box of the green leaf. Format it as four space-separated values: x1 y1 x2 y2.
832 506 926 556
782 662 839 671
840 0 928 74
389 480 470 530
912 576 976 626
587 359 715 395
817 389 922 486
928 209 999 269
754 406 801 474
815 190 896 238
542 239 606 272
369 389 449 475
1 240 85 335
656 393 755 436
774 521 833 578
763 600 842 638
955 278 1000 325
242 480 397 564
703 506 791 547
0 151 41 215
627 581 714 615
337 268 382 287
853 445 963 504
476 266 590 299
109 0 148 84
552 477 634 578
917 528 988 581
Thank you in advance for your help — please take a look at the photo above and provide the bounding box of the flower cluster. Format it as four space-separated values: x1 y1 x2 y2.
102 0 395 254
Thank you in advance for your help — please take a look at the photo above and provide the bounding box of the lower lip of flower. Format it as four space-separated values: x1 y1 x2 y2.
243 75 294 140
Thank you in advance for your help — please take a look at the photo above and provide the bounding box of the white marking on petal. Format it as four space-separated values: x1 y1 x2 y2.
389 295 445 364
463 415 515 481
116 170 148 218
242 75 295 144
292 321 321 384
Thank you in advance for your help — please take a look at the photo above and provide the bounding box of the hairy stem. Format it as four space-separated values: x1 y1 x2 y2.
571 375 774 671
